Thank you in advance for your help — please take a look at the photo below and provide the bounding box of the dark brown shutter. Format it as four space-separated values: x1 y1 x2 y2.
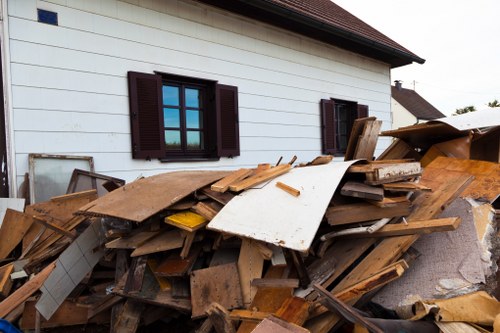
216 84 240 157
320 99 336 154
128 71 165 159
357 104 369 118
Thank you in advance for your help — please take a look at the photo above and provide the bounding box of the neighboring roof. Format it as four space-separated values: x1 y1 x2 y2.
391 86 445 120
196 0 425 68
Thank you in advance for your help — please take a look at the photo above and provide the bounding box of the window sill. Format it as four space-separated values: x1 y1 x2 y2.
159 157 220 163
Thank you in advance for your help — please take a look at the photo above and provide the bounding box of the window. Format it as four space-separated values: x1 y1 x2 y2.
128 71 239 160
320 98 369 155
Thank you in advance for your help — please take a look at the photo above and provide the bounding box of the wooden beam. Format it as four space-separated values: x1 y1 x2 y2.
326 201 411 226
191 201 221 221
276 182 301 197
229 164 291 192
211 168 253 193
340 181 384 201
33 216 76 240
112 299 144 333
207 302 236 333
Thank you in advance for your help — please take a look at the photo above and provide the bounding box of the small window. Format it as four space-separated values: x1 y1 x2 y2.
320 98 369 155
128 71 239 160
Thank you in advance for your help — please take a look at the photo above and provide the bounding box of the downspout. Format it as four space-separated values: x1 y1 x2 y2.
0 0 17 198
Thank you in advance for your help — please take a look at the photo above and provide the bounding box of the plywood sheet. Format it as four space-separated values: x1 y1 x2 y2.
0 198 25 228
208 162 357 252
77 170 229 222
0 209 34 259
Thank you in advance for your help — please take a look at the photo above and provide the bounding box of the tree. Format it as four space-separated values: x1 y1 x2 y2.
488 99 500 108
454 105 476 115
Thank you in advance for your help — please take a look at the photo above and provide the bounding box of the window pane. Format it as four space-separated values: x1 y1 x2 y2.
186 110 203 129
164 108 180 128
163 85 179 106
185 88 200 108
186 131 203 150
165 130 181 150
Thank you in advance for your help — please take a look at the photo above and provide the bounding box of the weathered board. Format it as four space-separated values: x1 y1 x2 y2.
77 171 229 222
0 209 35 259
208 161 357 252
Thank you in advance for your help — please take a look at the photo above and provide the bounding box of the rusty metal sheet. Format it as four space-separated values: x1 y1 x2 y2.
77 170 229 222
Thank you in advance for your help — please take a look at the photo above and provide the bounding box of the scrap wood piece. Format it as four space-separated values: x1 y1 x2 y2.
382 182 432 192
190 262 243 319
312 284 384 333
147 259 171 291
130 229 185 257
275 297 310 326
206 302 236 333
0 263 14 298
0 209 34 259
238 238 265 306
229 164 291 192
165 211 208 232
276 182 301 197
376 138 421 161
113 299 145 333
283 250 310 288
364 162 422 185
211 168 253 193
305 167 474 333
105 230 160 249
251 315 311 333
336 217 461 238
309 260 408 318
307 155 333 166
209 161 358 252
191 201 221 221
344 116 377 161
352 119 383 161
155 245 201 277
435 321 486 333
326 201 411 226
340 181 384 201
124 256 148 294
366 196 409 208
76 170 229 222
21 299 110 329
201 187 235 205
0 261 56 318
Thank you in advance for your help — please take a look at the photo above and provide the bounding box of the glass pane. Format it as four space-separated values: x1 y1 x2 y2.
186 110 202 129
185 88 200 108
338 122 348 135
186 131 203 150
164 108 180 128
163 85 179 106
338 136 347 150
165 130 181 150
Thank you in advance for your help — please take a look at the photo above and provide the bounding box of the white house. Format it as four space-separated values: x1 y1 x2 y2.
391 81 444 129
0 0 424 197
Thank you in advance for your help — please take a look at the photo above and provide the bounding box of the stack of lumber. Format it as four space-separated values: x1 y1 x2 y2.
0 116 498 333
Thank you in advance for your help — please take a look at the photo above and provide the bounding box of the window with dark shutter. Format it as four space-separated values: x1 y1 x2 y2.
216 84 240 157
320 99 336 155
128 72 165 159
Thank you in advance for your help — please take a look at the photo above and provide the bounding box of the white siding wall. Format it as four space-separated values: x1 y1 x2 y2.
391 98 417 129
7 0 392 187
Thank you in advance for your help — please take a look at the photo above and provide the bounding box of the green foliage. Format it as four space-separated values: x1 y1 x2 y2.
488 99 500 108
454 105 476 115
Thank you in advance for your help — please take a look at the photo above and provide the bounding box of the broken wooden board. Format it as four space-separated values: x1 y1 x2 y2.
154 246 201 277
344 117 378 161
376 139 421 161
130 229 185 257
382 182 432 192
340 182 384 201
425 156 500 203
105 231 160 249
0 209 34 259
351 119 382 161
211 168 253 193
305 165 474 333
165 211 207 232
340 217 461 238
191 201 221 221
208 161 358 252
190 262 243 319
252 315 311 333
0 198 25 228
0 263 14 298
21 300 110 329
200 187 235 205
326 201 411 226
238 238 265 306
229 164 291 192
364 162 422 185
76 170 229 222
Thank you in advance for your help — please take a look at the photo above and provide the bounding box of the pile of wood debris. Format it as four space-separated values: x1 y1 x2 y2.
0 114 498 333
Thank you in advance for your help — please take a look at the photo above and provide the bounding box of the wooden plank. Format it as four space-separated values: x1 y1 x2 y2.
305 167 474 333
165 211 208 232
147 259 171 291
340 181 384 201
124 256 147 294
190 262 243 319
0 209 34 259
0 261 56 318
229 164 291 192
251 279 299 289
275 297 310 326
252 315 311 333
154 246 201 277
113 299 144 333
352 119 382 160
339 217 461 238
238 238 264 306
21 300 110 329
366 196 409 208
344 117 376 161
180 231 196 259
130 229 185 257
211 168 253 193
230 309 269 322
191 201 221 221
377 138 420 161
32 215 75 239
77 170 229 222
382 182 432 192
326 201 411 226
105 231 160 249
372 162 421 182
206 302 236 333
200 187 235 205
0 263 14 298
276 182 301 197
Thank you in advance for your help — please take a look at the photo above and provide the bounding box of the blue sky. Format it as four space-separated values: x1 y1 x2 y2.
333 0 500 115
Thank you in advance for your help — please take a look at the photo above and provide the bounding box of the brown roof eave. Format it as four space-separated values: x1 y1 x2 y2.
196 0 425 68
